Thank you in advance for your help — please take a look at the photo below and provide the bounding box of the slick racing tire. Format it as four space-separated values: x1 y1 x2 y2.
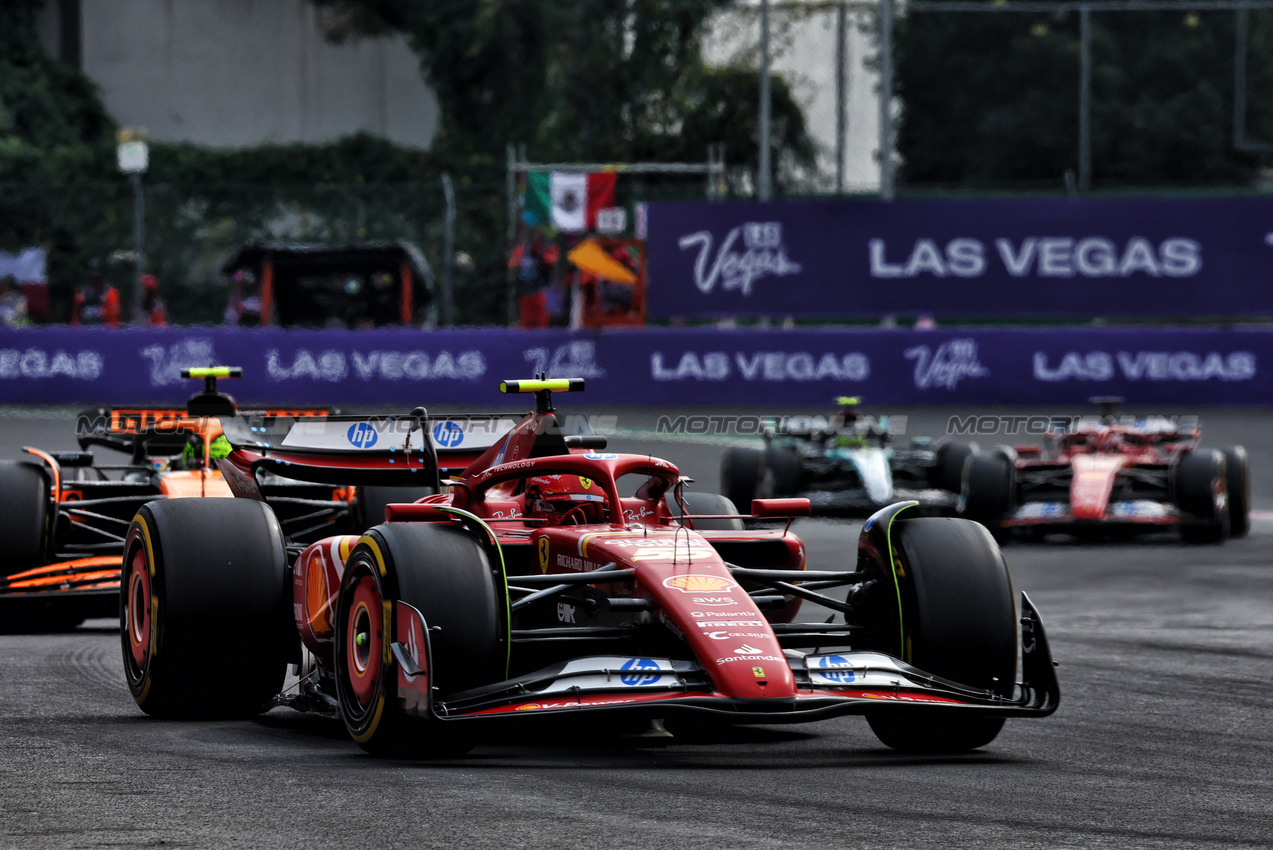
1221 447 1250 539
866 517 1016 754
0 460 48 576
720 447 762 516
121 499 293 719
933 442 977 494
357 485 437 531
1175 449 1230 544
962 450 1016 530
335 522 506 758
761 445 802 498
669 491 745 531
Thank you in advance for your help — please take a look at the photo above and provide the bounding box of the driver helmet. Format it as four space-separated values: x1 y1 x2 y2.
835 395 862 420
524 474 608 519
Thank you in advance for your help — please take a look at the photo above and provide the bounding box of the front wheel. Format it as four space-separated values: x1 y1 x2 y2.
1176 450 1229 544
865 516 1017 753
1221 447 1250 539
334 522 506 757
121 499 293 718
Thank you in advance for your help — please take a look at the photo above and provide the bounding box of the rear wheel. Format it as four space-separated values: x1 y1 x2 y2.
720 447 762 515
121 499 293 718
865 517 1017 753
334 522 505 757
0 460 48 576
668 491 744 531
1176 450 1230 544
762 444 802 498
1221 447 1250 539
357 485 436 530
962 451 1015 538
933 442 976 493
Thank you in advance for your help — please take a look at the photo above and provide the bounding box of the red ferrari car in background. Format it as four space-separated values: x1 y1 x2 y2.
119 377 1058 756
962 404 1249 543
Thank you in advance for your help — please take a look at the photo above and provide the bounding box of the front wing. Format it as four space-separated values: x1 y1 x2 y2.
394 594 1059 726
1000 499 1193 529
0 557 119 625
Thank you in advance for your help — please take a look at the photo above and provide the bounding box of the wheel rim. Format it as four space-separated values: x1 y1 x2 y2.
125 548 151 671
345 574 383 707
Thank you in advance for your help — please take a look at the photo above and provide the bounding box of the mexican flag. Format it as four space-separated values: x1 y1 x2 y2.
524 172 617 233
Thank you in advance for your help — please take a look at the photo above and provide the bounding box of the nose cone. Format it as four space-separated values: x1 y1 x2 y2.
651 569 795 700
1070 455 1124 520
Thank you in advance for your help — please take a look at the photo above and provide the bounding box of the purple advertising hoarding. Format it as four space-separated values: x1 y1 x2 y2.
0 326 1269 406
645 197 1273 318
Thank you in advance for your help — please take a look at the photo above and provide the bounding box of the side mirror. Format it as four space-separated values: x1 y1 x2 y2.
750 498 812 517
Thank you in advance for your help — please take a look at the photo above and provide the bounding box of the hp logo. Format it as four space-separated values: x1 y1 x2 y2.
619 658 662 687
815 654 855 684
347 422 378 449
432 421 464 449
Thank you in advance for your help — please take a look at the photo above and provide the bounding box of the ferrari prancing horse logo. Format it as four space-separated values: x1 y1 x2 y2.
538 537 550 574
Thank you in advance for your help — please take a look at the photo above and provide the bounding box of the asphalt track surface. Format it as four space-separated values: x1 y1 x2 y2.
1 405 1271 849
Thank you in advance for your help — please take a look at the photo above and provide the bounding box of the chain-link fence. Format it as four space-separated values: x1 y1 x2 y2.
12 166 734 328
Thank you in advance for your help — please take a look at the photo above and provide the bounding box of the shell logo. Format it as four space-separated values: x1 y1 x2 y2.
662 575 737 594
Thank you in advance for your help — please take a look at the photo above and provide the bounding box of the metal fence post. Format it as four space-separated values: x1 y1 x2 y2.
441 173 455 327
1079 5 1092 191
879 0 894 200
131 171 144 321
837 0 848 194
506 144 518 326
759 0 773 201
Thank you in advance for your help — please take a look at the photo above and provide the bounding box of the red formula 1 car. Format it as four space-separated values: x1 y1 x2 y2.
962 408 1250 544
0 369 363 631
120 379 1058 755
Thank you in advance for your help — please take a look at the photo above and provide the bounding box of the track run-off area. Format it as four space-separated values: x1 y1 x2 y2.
0 405 1270 849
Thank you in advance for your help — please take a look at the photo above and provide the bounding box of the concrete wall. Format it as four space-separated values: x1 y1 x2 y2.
57 0 438 149
705 2 881 194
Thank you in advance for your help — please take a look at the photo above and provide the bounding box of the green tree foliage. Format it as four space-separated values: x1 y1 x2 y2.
0 0 122 315
308 0 816 324
896 4 1273 190
312 0 816 191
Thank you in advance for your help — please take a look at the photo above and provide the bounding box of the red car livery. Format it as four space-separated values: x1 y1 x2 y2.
962 411 1249 543
119 377 1059 756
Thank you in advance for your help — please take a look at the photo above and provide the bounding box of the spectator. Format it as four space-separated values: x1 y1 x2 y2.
510 218 559 329
71 259 120 327
138 274 167 327
0 274 29 327
368 272 399 327
225 270 262 327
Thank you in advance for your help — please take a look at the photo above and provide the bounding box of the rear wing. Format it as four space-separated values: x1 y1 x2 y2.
75 406 330 457
226 412 518 487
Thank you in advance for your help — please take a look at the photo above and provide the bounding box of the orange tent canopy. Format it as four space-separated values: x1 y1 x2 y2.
567 239 637 285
